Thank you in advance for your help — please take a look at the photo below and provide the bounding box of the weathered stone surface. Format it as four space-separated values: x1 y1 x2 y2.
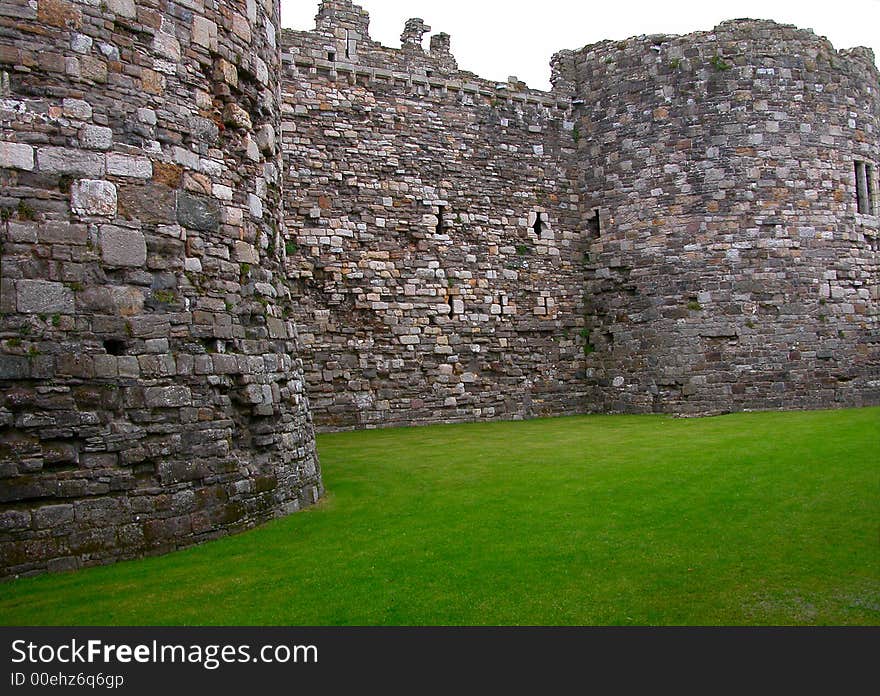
2 0 877 581
223 103 252 130
71 179 117 216
118 184 177 223
106 0 136 19
0 141 35 170
144 386 192 408
152 31 181 62
37 0 81 29
62 98 92 120
234 241 260 264
256 124 276 153
282 4 879 429
16 280 75 314
37 147 105 176
79 124 113 150
33 505 74 529
0 356 30 379
99 226 147 267
106 153 152 179
0 0 322 579
192 16 218 50
177 192 221 231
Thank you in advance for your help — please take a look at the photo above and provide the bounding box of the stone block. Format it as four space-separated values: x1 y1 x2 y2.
61 99 92 121
212 354 240 374
214 58 238 87
242 384 265 404
79 56 108 83
152 32 181 62
93 355 119 378
188 116 219 144
192 15 218 50
118 184 176 224
79 125 113 150
37 0 82 29
249 193 263 219
38 147 104 177
177 192 220 232
117 357 140 378
0 141 35 171
33 504 74 529
140 68 163 94
107 153 152 179
0 510 31 531
106 0 136 18
234 241 260 264
16 280 75 314
56 353 94 378
69 179 116 216
256 124 276 153
223 103 251 130
267 317 287 339
70 33 92 53
100 226 147 267
0 356 30 379
144 386 192 408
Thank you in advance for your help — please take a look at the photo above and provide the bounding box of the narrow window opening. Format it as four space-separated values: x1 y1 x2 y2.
533 213 543 236
436 205 445 235
587 209 601 239
855 160 870 214
867 164 876 215
103 339 126 356
327 51 336 62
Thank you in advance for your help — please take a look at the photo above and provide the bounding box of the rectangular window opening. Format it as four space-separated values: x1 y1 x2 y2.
436 205 445 235
587 208 601 239
867 163 876 215
855 160 872 215
533 212 543 236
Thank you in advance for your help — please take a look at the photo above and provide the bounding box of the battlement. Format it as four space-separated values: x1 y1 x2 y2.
281 2 558 105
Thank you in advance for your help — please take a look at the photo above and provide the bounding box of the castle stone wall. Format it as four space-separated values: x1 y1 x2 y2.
281 4 594 429
283 5 879 427
558 21 880 413
0 0 321 578
1 0 878 577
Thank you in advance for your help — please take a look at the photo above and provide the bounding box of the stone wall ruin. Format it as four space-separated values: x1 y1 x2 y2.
283 2 879 428
1 0 878 577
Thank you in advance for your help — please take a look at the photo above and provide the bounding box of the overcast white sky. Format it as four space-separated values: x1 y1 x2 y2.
281 1 880 90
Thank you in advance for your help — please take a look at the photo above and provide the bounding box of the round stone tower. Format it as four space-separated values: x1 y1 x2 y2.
557 20 880 413
0 0 321 576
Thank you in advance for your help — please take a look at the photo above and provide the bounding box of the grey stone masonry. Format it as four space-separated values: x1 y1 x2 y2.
1 0 322 578
555 20 880 414
1 0 878 577
282 3 589 430
281 3 878 429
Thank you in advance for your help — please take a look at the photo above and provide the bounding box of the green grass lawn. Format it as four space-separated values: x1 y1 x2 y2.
1 408 878 625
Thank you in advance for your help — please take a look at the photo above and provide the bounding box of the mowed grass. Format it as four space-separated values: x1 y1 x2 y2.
1 408 878 625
